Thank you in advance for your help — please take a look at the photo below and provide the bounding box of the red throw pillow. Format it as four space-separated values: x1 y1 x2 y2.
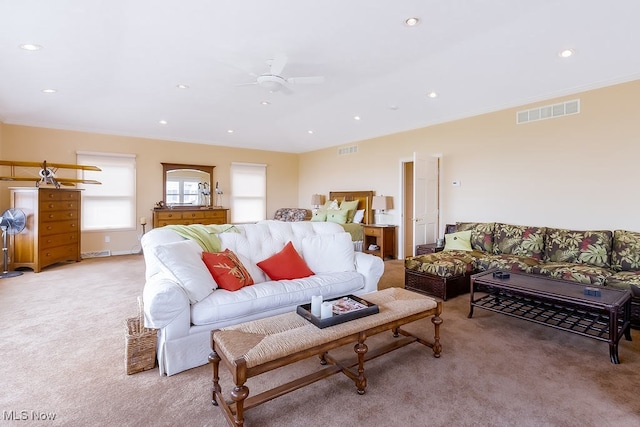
202 249 254 292
257 241 315 280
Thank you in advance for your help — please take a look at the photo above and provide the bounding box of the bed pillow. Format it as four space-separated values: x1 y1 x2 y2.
202 249 254 292
326 209 349 224
352 209 365 224
257 241 315 280
152 239 217 303
340 200 360 223
444 230 473 252
325 199 340 210
311 210 327 222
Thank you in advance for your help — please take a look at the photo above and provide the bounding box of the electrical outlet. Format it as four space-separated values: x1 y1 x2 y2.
452 180 461 187
104 235 110 243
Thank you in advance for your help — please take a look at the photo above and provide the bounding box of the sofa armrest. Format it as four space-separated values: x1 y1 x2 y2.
354 252 385 292
143 275 190 330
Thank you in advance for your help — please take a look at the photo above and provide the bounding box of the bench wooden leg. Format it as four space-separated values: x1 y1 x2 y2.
431 305 443 358
231 385 249 426
209 351 221 406
354 332 368 395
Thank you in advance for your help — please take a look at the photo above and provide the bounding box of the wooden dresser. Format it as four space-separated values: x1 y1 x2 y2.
10 187 81 273
152 208 229 228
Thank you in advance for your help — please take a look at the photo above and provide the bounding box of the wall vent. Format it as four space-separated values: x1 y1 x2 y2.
337 145 358 156
81 250 111 259
517 99 580 124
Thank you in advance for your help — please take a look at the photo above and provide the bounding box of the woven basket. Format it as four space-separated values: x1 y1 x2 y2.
125 296 157 375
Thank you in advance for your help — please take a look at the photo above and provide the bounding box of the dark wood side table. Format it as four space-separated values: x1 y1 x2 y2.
363 225 397 260
416 243 444 255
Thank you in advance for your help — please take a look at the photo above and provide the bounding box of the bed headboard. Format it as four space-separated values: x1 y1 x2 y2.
328 190 375 225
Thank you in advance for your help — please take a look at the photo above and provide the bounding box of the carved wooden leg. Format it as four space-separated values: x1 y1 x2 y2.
231 385 249 427
431 313 443 358
319 352 328 365
354 332 368 395
392 326 400 338
209 351 221 406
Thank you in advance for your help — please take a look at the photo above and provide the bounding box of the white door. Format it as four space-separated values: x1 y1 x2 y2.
413 153 439 253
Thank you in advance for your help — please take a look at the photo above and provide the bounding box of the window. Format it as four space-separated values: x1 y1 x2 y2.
76 152 136 231
166 171 201 205
230 162 266 223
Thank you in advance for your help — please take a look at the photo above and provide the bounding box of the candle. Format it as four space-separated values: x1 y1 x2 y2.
140 216 147 225
321 302 333 319
311 295 322 317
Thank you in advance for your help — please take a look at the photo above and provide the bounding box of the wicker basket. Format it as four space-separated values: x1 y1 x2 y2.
125 296 157 375
405 269 471 301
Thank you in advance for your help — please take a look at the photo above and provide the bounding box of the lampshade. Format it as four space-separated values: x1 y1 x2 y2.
372 195 391 211
311 194 324 206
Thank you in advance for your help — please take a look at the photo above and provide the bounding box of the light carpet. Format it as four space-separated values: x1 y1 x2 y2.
0 256 639 426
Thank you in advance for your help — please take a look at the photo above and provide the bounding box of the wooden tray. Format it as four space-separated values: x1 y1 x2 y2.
297 294 379 328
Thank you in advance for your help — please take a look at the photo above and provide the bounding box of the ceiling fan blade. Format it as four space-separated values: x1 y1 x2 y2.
269 53 288 76
287 76 325 85
235 82 259 87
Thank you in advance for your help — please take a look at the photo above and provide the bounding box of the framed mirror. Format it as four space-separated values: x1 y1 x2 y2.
161 163 215 208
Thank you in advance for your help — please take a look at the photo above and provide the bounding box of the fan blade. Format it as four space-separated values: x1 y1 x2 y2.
287 76 325 85
235 82 258 87
269 53 288 76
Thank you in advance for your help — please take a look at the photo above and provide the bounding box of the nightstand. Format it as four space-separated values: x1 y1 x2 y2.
363 225 397 260
416 243 444 255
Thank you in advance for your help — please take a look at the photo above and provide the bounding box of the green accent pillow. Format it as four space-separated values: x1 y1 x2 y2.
340 200 359 223
326 209 348 224
444 230 473 251
310 210 327 222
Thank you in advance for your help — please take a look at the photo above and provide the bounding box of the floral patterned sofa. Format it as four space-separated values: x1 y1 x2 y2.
405 222 640 327
273 208 311 222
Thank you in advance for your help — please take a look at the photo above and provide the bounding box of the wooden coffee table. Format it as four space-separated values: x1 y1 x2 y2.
469 270 632 363
209 288 443 427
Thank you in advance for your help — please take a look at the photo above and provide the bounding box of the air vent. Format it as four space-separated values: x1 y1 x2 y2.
81 250 111 259
337 145 358 156
517 99 580 124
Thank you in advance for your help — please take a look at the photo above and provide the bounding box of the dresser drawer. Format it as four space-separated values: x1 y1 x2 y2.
205 211 227 220
40 189 80 202
40 244 78 264
40 200 80 212
156 211 182 221
40 220 79 236
40 209 79 222
40 232 79 249
182 211 206 220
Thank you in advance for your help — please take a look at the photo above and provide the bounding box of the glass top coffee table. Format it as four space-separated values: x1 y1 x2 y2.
469 270 632 363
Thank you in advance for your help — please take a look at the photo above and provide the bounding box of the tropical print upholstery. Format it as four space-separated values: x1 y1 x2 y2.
477 254 541 274
543 228 612 269
273 208 310 222
493 223 546 259
611 229 640 272
533 262 612 286
456 222 495 253
606 271 640 291
405 250 482 278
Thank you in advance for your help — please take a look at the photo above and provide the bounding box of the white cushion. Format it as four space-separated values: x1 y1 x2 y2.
301 232 355 274
152 240 217 303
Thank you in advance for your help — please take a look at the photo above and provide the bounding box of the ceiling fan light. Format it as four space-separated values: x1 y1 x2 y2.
405 17 420 26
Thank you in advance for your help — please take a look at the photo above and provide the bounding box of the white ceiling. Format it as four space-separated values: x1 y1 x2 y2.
1 0 639 154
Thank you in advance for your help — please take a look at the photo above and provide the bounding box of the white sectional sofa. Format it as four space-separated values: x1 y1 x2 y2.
141 220 385 376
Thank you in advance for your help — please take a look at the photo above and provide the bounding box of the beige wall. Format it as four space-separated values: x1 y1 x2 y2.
0 126 299 255
299 79 640 245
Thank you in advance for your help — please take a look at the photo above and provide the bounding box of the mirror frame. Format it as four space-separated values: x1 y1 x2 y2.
161 162 215 208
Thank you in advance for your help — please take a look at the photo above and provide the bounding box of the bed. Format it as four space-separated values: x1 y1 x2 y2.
324 190 375 251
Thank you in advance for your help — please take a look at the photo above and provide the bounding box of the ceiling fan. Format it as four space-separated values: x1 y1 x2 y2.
236 54 324 94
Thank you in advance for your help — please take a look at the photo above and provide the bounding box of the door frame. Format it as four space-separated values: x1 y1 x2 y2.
397 153 443 259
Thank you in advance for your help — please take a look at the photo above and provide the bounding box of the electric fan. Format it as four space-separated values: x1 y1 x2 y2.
0 208 27 279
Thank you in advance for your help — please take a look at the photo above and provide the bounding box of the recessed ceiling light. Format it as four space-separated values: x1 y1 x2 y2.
260 101 271 105
176 84 189 89
20 43 42 51
559 49 575 58
227 129 234 133
41 89 56 93
307 130 313 134
353 116 361 121
427 91 438 98
159 120 168 125
404 17 420 27
389 105 399 110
